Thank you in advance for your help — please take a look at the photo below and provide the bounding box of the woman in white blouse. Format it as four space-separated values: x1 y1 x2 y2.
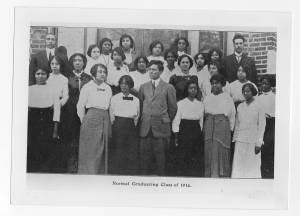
232 83 266 178
129 56 150 94
77 63 112 174
85 44 101 76
203 74 236 178
172 80 204 176
147 40 167 65
27 68 60 173
109 75 140 175
106 47 129 95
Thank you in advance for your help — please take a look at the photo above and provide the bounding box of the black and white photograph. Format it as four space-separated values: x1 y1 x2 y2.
10 7 292 210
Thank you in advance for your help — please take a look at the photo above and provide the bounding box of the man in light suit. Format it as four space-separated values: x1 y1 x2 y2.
221 33 257 84
29 33 57 85
139 60 177 176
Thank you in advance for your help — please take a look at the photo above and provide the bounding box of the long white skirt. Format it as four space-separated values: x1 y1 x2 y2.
231 141 261 178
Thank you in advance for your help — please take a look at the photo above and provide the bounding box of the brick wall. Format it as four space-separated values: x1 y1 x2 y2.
30 26 57 57
237 32 277 74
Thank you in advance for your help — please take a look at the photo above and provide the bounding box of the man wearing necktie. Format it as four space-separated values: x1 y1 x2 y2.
29 33 57 85
221 33 257 84
138 60 177 176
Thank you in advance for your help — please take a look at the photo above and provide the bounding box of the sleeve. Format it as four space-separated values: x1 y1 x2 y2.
256 104 266 147
52 91 61 122
76 84 89 123
134 98 140 126
199 103 204 130
109 96 116 124
138 85 145 111
232 105 240 142
60 79 69 106
227 96 236 131
167 85 178 121
172 102 181 133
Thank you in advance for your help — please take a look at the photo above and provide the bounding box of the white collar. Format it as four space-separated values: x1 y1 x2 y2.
151 78 160 86
73 70 84 77
46 47 55 54
234 51 243 57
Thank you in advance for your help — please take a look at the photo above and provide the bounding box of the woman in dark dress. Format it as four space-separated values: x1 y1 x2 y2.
62 53 92 173
169 54 199 101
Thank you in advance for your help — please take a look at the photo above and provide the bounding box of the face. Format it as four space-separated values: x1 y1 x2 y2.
73 55 84 71
91 47 100 59
148 64 161 80
120 79 130 94
261 78 271 92
187 83 198 98
137 58 147 71
243 85 253 101
233 38 244 54
166 52 176 65
177 39 187 52
45 34 56 49
237 66 247 81
50 58 61 74
112 51 123 63
195 54 205 67
152 43 162 56
94 66 107 82
209 64 219 76
102 41 112 53
179 57 190 72
35 69 48 84
121 37 132 50
211 80 223 95
211 51 220 62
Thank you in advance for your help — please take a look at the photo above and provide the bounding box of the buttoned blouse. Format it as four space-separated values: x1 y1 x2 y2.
107 64 129 86
229 80 258 103
257 91 275 118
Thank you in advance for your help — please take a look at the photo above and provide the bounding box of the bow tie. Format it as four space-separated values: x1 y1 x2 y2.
97 88 105 92
123 96 133 100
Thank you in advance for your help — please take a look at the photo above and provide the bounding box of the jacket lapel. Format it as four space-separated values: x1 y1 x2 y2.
231 54 239 65
152 80 165 100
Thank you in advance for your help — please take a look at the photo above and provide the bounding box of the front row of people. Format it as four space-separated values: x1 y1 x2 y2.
27 59 275 178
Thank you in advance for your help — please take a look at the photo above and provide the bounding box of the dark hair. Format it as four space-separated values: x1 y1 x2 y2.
232 33 246 43
111 47 126 61
98 38 113 54
242 83 258 96
149 40 164 54
237 64 250 79
119 34 135 49
260 74 276 87
55 46 68 57
178 54 194 69
133 56 149 70
118 75 134 89
164 48 178 61
210 73 226 87
194 52 208 65
208 47 223 62
183 80 201 99
174 37 190 50
148 60 164 72
69 53 87 70
34 67 50 83
49 55 65 72
90 63 108 78
208 61 221 72
87 44 100 57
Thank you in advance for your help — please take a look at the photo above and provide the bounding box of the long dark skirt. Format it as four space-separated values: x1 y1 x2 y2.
204 114 231 178
27 107 56 173
175 119 204 177
78 108 111 175
261 117 275 178
109 116 139 175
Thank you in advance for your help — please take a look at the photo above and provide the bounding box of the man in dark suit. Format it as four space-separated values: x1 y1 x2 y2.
29 33 57 85
221 33 257 84
139 60 177 176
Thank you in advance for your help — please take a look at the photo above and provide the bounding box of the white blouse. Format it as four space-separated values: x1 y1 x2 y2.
110 92 140 125
233 99 266 146
257 91 275 118
99 53 113 68
28 84 61 122
129 70 150 91
124 49 134 65
47 73 69 106
160 67 178 83
194 65 211 98
107 64 129 86
85 57 102 76
172 98 204 133
147 56 167 65
203 92 236 131
229 80 258 103
76 81 112 122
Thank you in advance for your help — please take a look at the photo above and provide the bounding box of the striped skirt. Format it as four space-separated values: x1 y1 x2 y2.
78 108 111 175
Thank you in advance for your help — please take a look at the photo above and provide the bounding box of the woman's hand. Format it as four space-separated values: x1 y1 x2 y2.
174 133 179 147
254 146 261 154
52 122 59 140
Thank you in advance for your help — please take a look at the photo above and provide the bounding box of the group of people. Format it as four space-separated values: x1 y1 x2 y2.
27 32 275 179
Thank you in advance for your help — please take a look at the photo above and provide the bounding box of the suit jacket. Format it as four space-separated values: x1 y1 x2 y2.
29 50 52 85
139 79 177 138
221 53 257 84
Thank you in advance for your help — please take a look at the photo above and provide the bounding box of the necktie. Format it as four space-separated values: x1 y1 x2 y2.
49 51 53 60
152 81 156 94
